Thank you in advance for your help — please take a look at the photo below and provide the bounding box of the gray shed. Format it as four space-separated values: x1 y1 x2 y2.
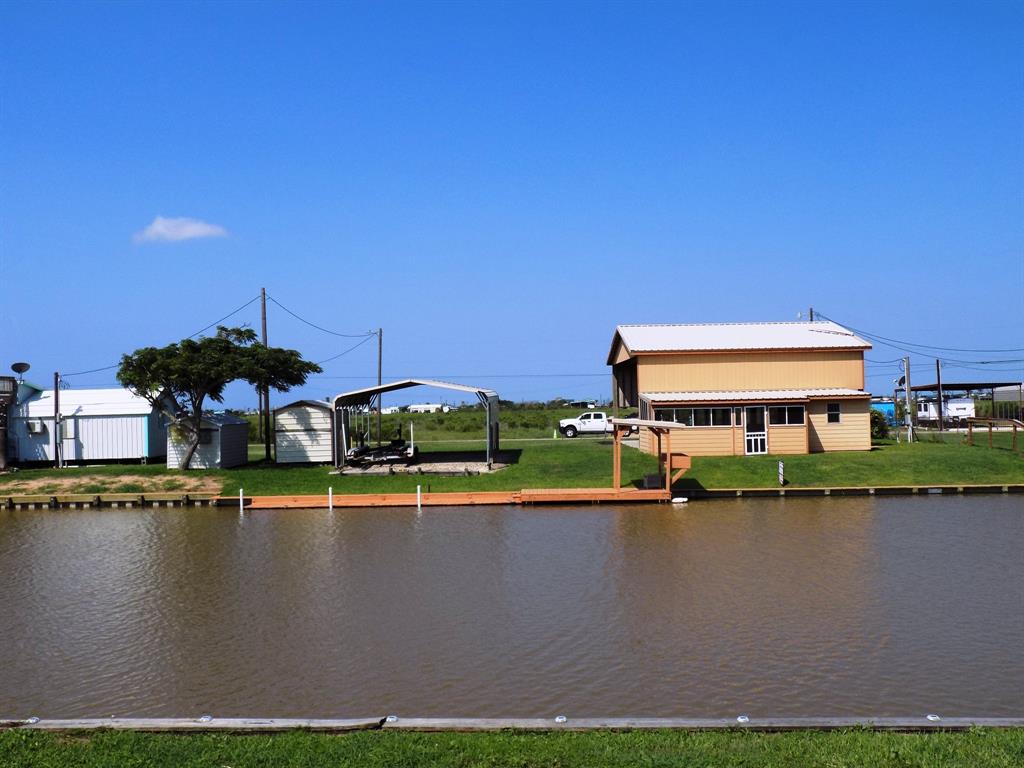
274 399 334 464
167 413 249 469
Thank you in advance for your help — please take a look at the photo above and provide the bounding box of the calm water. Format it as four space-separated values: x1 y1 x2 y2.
0 496 1021 718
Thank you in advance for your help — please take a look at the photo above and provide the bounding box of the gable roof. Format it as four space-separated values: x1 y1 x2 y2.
608 320 870 363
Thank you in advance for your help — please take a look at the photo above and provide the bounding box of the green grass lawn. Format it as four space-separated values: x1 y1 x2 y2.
2 728 1023 768
680 437 1024 490
1 436 1020 497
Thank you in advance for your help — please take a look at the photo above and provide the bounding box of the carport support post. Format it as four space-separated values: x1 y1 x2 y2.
612 426 621 490
376 328 383 446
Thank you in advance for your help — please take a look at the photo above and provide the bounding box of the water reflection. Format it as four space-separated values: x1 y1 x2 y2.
0 496 1020 717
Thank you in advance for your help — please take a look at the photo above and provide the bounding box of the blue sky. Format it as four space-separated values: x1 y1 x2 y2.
2 0 1021 406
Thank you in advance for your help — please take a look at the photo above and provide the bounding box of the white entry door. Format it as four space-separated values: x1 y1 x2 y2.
744 406 767 455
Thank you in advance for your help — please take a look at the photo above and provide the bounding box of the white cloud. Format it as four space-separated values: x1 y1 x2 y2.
133 216 228 243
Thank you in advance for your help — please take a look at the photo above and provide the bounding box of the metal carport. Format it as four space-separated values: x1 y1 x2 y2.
332 379 500 467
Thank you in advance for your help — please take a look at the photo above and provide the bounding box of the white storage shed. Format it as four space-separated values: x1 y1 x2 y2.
7 384 167 463
167 413 249 469
274 399 334 464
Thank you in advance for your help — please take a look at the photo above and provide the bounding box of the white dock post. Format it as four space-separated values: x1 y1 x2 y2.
328 486 333 512
416 484 422 511
239 488 244 514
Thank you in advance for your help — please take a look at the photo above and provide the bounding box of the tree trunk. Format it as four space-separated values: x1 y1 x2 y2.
179 416 203 470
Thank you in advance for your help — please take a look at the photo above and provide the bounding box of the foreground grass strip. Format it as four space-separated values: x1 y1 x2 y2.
1 437 1020 498
2 729 1024 768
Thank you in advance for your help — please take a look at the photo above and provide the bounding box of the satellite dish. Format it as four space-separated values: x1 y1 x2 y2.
11 362 30 378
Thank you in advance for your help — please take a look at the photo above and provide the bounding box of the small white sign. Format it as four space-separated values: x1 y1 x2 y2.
778 460 785 486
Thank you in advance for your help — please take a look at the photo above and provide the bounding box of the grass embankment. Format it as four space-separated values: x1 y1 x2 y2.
681 437 1024 490
2 729 1023 768
1 434 1021 498
0 440 657 497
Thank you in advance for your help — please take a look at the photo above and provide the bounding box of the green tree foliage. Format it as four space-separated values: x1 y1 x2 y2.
870 408 890 440
117 326 321 469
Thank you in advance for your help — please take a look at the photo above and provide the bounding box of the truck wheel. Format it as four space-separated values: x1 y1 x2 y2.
563 426 577 438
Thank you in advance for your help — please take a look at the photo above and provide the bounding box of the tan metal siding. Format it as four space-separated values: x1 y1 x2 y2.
637 350 864 392
670 428 735 456
808 399 871 452
767 424 807 454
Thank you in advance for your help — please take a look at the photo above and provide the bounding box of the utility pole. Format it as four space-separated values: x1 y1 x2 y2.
903 357 913 443
53 371 61 468
935 359 943 432
261 288 271 461
376 327 383 445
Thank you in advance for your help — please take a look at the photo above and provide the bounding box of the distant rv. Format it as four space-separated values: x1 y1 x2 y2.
380 406 403 415
407 403 450 414
916 397 975 423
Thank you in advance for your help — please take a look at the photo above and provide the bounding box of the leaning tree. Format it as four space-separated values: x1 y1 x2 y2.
117 326 321 469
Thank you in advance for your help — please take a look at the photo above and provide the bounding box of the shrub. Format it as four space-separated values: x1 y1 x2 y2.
870 409 890 440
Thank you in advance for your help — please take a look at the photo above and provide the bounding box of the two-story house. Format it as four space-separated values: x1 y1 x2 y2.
608 320 872 456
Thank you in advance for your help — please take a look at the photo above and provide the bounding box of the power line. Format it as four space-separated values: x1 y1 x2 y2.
308 372 609 380
187 295 261 339
268 296 376 339
317 334 377 364
816 312 1024 353
62 294 262 381
62 362 120 377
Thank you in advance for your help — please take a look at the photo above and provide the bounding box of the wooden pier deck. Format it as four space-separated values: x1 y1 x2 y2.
241 487 673 509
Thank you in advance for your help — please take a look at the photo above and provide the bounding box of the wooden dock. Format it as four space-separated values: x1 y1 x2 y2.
241 487 672 510
689 484 1024 499
1 493 218 510
4 715 1023 732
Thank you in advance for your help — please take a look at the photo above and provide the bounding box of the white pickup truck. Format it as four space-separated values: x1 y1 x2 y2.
559 411 614 438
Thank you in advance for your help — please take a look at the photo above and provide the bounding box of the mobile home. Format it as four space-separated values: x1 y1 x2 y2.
7 384 167 463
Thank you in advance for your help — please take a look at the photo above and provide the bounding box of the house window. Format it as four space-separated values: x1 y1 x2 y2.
827 402 841 424
653 407 730 426
769 405 805 425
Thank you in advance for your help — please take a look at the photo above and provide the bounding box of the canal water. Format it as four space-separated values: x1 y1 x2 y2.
0 496 1021 718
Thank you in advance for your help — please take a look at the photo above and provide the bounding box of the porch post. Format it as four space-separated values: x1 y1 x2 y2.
612 425 621 490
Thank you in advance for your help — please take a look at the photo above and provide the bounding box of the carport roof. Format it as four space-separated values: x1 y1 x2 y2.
332 378 499 408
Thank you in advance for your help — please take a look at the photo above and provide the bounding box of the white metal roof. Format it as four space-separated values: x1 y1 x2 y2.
643 388 870 403
609 320 870 362
333 379 498 408
199 412 248 427
12 387 157 418
273 399 332 414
